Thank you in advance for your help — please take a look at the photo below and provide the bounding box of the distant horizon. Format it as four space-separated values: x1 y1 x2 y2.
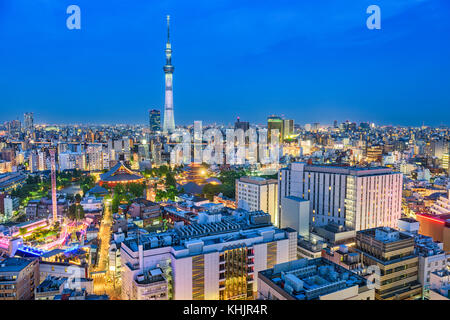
1 1 450 127
2 116 448 129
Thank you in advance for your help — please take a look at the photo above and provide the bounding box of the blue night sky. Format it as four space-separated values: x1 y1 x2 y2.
0 0 449 127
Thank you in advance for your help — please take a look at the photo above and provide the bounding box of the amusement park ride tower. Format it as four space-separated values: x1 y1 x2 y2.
49 147 58 224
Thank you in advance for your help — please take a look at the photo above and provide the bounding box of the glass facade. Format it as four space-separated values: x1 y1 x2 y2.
192 255 205 300
219 245 253 300
267 241 278 269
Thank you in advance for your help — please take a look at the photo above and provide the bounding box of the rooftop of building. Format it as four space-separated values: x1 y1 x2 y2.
357 227 414 244
40 249 65 259
323 245 360 259
122 209 287 253
238 176 277 184
416 213 450 226
36 276 67 293
100 161 143 182
259 258 368 300
287 162 398 176
297 236 327 253
413 234 445 257
0 257 35 273
135 267 167 285
131 198 159 207
178 182 204 194
54 288 109 300
87 185 108 195
432 269 450 278
399 217 419 223
178 194 209 203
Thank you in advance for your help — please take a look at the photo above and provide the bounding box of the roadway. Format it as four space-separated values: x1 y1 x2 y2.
92 200 115 296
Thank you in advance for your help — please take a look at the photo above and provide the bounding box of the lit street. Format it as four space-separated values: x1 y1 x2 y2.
92 200 115 296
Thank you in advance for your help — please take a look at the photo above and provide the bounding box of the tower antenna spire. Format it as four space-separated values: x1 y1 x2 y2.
166 15 170 44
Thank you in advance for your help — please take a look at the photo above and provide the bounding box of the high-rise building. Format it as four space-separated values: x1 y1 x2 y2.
193 121 202 163
6 120 21 135
120 210 297 300
234 117 249 132
442 153 450 174
279 162 403 231
24 112 34 133
282 119 294 140
354 227 423 300
163 15 175 134
86 144 104 171
58 152 86 171
236 176 278 226
267 116 283 143
149 109 161 133
312 123 320 132
108 138 133 162
150 138 162 166
430 139 448 160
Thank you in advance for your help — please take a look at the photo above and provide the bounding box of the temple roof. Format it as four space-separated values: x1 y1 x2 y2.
87 185 109 195
100 162 143 183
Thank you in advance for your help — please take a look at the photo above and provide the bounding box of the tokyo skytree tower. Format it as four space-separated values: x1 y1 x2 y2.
163 15 175 134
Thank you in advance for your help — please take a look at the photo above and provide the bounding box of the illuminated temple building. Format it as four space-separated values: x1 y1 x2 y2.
184 163 207 184
99 162 144 188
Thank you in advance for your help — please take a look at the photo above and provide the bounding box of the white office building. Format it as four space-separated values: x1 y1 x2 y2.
414 234 448 287
59 152 86 171
279 162 403 231
236 177 278 226
120 210 297 300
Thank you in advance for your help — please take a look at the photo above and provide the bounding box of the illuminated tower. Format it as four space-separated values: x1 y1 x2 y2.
49 147 58 223
163 15 175 134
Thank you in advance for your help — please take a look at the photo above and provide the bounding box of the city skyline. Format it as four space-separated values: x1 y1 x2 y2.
1 0 450 127
2 1 450 305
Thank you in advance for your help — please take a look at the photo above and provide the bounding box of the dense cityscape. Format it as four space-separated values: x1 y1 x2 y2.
1 6 449 303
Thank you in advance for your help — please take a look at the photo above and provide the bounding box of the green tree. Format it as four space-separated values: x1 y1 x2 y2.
202 183 221 201
127 183 145 199
68 204 85 221
155 186 178 202
164 172 177 189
